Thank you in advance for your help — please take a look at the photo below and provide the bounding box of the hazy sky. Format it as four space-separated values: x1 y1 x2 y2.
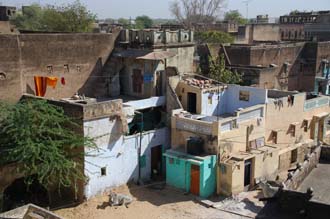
5 0 330 19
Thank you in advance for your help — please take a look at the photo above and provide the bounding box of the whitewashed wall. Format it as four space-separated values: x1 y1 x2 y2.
83 117 169 199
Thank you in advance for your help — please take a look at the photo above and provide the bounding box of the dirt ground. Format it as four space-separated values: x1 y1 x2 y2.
54 184 250 219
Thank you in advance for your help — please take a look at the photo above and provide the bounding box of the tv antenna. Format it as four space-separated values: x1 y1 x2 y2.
242 0 253 20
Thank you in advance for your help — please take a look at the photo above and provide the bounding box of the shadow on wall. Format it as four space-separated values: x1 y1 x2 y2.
78 58 104 98
26 84 35 96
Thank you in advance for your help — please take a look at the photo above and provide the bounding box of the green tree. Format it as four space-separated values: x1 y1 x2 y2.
10 4 44 31
0 99 96 189
11 1 96 32
209 54 242 84
224 10 247 25
195 31 234 44
118 18 132 29
135 15 153 29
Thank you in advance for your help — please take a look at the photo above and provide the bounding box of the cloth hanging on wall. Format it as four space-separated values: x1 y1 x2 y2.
34 76 47 97
61 77 66 85
34 76 59 97
46 77 58 89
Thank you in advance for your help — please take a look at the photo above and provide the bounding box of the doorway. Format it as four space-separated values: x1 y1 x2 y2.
155 71 164 96
190 164 200 196
244 159 252 189
132 69 143 94
151 145 163 180
187 92 197 114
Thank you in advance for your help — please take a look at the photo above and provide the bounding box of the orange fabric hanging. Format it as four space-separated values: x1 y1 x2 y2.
34 76 47 97
46 77 58 89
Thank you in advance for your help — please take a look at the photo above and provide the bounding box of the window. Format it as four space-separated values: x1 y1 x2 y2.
303 120 309 132
289 124 296 137
47 65 53 74
0 72 6 80
208 94 213 104
249 137 265 150
64 64 69 73
291 149 298 164
101 167 107 176
239 91 250 101
271 131 278 144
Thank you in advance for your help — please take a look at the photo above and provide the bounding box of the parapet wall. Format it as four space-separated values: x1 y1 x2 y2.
284 146 321 190
0 32 119 102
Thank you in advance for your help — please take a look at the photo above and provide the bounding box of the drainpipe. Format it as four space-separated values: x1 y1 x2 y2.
135 111 144 185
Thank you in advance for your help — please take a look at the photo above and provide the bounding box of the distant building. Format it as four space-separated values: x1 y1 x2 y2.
0 6 16 21
255 15 270 24
213 41 330 93
0 6 17 34
279 11 330 42
109 28 195 97
235 23 281 44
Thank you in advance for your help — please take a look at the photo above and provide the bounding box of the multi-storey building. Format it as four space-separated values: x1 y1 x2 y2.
164 74 330 197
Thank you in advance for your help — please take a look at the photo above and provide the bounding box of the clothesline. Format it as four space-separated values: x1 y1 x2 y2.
34 76 66 97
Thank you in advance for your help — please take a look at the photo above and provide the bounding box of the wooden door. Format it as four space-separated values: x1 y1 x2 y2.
132 69 143 93
190 165 200 196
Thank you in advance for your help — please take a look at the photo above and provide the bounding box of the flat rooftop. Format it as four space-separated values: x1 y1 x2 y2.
298 161 330 204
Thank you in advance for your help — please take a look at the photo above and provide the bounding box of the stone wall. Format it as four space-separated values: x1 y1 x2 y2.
284 146 321 190
0 32 119 102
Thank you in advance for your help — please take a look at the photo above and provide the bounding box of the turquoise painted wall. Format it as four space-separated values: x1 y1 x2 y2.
199 155 216 198
165 156 190 192
165 154 216 198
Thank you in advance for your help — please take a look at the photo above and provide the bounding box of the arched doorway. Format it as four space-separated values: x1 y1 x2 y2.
3 177 49 212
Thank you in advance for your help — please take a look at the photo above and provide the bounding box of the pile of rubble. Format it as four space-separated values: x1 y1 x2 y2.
184 78 214 89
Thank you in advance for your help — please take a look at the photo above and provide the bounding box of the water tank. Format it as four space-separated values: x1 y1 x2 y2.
187 137 204 156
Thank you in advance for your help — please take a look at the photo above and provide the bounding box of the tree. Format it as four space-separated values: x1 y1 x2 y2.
11 1 96 32
169 0 226 28
0 99 96 189
195 30 234 44
135 15 153 29
117 18 132 28
224 10 247 25
209 54 242 84
289 10 301 15
10 4 44 31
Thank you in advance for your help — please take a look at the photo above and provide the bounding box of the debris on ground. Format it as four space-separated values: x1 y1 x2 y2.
0 203 63 219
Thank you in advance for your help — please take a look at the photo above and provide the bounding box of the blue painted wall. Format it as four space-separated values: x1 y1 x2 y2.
200 85 267 116
165 152 216 198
